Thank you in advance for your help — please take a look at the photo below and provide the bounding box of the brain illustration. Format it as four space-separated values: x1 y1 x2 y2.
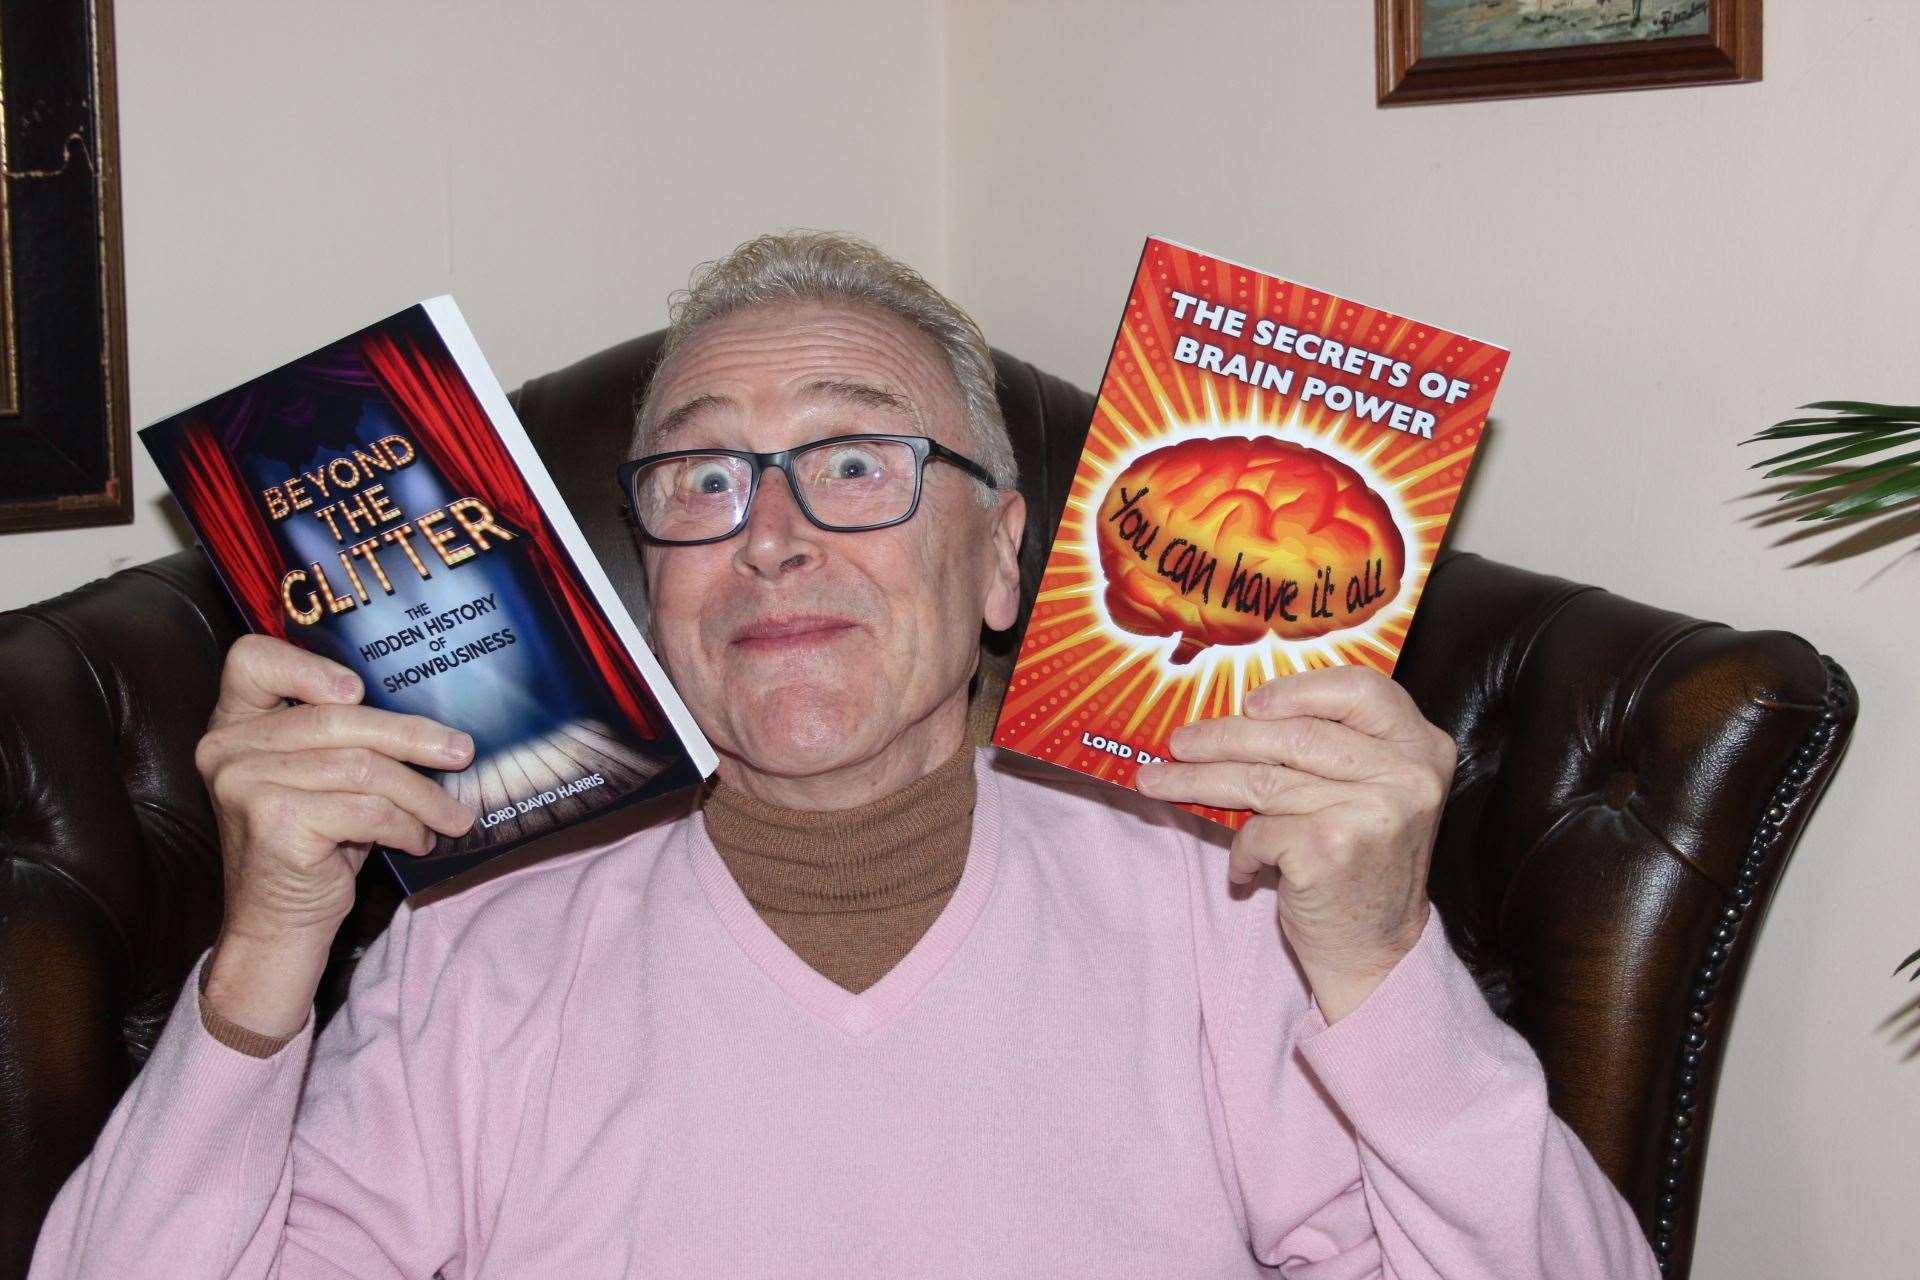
1094 435 1406 664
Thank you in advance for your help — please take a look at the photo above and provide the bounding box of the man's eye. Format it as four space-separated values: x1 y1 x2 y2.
683 461 741 494
816 446 883 480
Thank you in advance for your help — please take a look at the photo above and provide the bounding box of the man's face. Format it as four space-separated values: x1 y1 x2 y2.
638 301 1024 787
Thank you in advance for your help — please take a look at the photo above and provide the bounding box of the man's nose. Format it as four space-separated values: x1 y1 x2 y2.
733 468 823 579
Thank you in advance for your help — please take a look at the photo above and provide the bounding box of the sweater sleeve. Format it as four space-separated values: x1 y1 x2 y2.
1188 853 1660 1278
29 902 466 1279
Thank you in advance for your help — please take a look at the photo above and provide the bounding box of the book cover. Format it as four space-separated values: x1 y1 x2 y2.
141 297 716 894
992 238 1507 828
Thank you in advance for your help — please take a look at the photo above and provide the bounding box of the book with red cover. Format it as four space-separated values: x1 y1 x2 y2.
992 237 1507 828
140 297 716 893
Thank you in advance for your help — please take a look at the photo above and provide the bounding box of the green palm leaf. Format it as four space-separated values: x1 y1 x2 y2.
1749 421 1893 437
1800 465 1920 522
1758 430 1920 475
1780 448 1920 500
1799 400 1920 416
1746 404 1920 522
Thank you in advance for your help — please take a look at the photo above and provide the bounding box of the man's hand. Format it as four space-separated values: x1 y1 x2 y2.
194 635 479 1037
1135 665 1456 1023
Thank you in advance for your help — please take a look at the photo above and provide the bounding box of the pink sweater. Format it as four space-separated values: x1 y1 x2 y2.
32 750 1657 1278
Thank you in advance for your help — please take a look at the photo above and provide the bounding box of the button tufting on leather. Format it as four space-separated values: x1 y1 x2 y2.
1604 770 1637 809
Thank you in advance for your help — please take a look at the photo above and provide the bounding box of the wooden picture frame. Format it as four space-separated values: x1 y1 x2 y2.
0 0 131 534
1378 0 1761 106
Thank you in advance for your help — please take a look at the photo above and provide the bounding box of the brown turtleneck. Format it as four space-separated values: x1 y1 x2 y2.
701 742 977 994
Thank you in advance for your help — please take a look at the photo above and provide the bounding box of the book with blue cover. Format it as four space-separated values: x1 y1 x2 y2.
140 297 716 894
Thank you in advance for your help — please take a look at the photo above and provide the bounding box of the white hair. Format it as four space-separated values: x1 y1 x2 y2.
634 230 1017 500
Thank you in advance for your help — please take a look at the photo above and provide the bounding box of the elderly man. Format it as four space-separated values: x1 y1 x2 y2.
33 233 1658 1278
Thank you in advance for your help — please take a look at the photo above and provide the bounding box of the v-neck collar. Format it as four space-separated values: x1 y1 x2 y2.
685 749 1002 1039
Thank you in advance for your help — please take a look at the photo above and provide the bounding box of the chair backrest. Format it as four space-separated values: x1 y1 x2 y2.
0 332 1854 1280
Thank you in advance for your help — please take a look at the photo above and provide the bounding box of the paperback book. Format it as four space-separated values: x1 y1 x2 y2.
992 237 1507 828
141 297 716 893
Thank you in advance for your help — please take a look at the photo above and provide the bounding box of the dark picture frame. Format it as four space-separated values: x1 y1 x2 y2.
1377 0 1761 106
0 0 131 534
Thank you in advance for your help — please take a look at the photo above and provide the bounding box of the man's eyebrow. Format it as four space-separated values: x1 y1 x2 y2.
647 393 733 448
803 379 917 418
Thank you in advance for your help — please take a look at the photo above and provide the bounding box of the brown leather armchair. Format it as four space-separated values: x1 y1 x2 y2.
0 333 1855 1280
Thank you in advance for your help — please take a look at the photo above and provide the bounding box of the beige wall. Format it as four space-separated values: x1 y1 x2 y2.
9 1 1916 1272
2 0 946 608
946 2 1919 1275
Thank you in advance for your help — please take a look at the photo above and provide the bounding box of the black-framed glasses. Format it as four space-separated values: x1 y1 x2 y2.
617 433 998 546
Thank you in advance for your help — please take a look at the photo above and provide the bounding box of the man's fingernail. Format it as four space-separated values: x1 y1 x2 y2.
442 732 474 761
333 674 362 699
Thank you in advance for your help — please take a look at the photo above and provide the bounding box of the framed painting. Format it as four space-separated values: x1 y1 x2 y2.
0 0 131 534
1378 0 1761 106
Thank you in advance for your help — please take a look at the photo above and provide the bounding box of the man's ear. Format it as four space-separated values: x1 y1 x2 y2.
982 490 1026 633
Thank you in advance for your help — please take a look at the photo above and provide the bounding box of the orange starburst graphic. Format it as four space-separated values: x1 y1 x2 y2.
991 238 1505 828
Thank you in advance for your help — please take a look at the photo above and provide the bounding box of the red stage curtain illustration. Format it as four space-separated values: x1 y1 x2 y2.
360 327 663 738
178 418 288 639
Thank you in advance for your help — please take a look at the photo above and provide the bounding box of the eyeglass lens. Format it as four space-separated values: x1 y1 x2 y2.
634 437 920 541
